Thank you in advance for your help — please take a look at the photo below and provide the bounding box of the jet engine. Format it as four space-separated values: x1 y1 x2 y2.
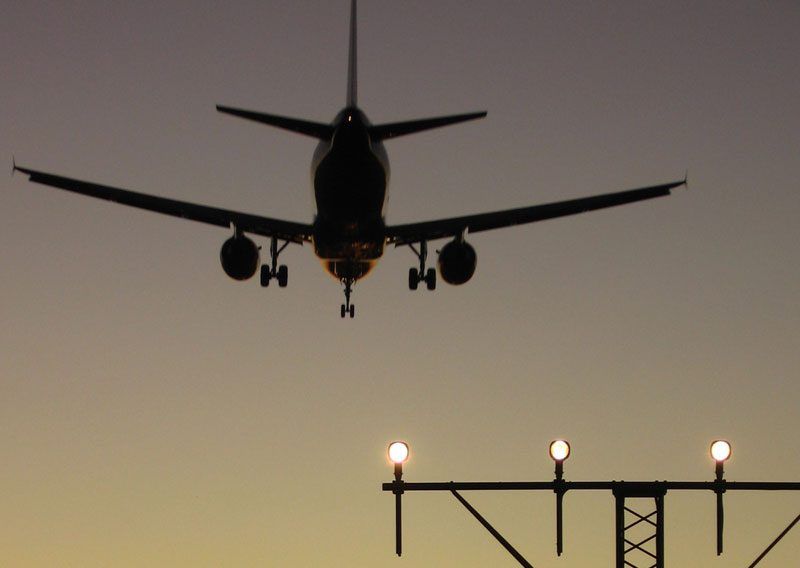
220 235 260 280
437 239 477 285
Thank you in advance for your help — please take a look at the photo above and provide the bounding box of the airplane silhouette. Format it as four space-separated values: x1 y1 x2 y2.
14 0 685 318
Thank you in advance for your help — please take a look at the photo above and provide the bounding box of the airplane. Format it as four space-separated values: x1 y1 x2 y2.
13 0 685 318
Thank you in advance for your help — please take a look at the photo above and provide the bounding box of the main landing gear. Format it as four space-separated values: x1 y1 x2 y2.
340 278 355 318
261 236 289 288
408 240 436 291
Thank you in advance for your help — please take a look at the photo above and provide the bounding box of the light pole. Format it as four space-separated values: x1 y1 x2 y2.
387 441 409 557
549 440 570 556
711 439 732 555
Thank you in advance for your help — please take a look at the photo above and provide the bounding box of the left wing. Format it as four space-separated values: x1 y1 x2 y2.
14 165 314 244
385 179 685 246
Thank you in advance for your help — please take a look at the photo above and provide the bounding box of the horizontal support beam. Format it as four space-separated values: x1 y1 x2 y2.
382 481 800 493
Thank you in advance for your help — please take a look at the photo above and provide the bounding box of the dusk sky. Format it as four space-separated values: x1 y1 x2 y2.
2 1 799 566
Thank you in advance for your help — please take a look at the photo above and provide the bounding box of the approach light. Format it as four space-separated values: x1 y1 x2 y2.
388 441 410 464
710 440 732 463
549 440 571 462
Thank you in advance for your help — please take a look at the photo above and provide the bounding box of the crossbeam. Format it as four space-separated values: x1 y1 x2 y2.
382 480 800 492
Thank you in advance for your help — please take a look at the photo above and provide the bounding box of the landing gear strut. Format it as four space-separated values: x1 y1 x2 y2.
408 240 436 291
340 278 355 318
260 236 289 288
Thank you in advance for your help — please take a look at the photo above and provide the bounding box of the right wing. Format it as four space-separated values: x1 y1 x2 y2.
386 179 685 246
14 165 314 244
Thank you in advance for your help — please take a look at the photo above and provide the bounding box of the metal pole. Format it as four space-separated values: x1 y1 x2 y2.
615 493 625 568
451 490 534 568
554 460 565 556
395 491 402 556
747 512 800 568
716 491 724 555
656 494 665 568
383 480 800 492
556 490 564 556
394 463 403 557
716 460 725 555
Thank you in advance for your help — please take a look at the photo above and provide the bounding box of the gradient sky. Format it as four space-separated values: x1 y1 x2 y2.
2 1 799 566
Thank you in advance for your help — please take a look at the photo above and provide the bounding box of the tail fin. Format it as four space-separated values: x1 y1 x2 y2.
347 0 358 107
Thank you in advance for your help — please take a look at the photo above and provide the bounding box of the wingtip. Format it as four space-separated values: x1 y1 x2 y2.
10 158 33 178
683 169 689 190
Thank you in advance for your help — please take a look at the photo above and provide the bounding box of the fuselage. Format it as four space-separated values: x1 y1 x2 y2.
311 107 390 282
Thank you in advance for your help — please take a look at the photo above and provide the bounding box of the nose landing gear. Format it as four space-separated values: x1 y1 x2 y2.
341 278 355 318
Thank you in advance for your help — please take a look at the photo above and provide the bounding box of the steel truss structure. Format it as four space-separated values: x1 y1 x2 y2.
382 474 800 567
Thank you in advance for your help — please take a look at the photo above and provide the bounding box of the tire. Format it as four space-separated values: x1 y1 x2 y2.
277 265 288 287
408 268 419 290
260 265 271 287
349 304 355 318
341 304 346 318
425 268 436 291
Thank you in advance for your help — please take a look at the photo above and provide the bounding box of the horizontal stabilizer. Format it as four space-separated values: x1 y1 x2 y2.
216 105 334 140
370 111 487 140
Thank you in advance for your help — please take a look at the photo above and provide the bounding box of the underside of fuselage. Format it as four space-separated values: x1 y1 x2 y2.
311 108 389 282
321 258 377 282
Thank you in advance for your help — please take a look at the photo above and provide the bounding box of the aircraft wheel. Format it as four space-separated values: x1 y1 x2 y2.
425 268 436 291
277 265 288 287
260 265 271 287
349 304 355 318
340 304 346 318
408 268 419 290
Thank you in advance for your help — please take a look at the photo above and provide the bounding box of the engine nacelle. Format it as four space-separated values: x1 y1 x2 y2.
437 239 477 285
220 235 260 280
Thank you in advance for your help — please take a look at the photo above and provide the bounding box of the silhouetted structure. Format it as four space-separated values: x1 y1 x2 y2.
14 0 685 316
382 442 800 567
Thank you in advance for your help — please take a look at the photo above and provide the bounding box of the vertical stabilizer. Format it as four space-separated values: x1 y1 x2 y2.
347 0 358 107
